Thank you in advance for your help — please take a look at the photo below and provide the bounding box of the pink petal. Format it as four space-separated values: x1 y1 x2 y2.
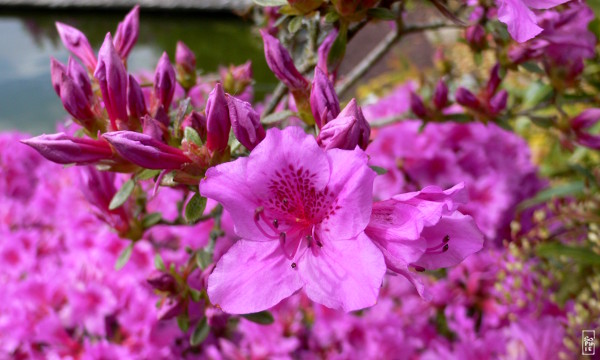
412 212 484 270
392 183 466 226
521 0 568 9
497 0 542 43
298 232 385 312
207 240 303 314
319 148 376 241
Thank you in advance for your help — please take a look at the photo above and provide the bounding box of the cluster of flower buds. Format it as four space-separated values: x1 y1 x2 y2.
569 109 600 150
23 8 267 189
409 79 450 121
455 64 508 120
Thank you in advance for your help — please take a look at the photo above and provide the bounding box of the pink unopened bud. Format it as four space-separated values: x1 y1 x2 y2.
21 133 112 165
486 63 502 98
260 29 309 91
127 75 148 119
113 5 139 60
206 83 231 152
571 109 600 149
157 297 184 321
55 22 97 72
103 131 191 169
182 111 207 140
455 87 481 110
175 41 196 76
59 73 96 123
317 29 338 76
50 57 67 96
154 52 176 111
141 115 166 141
410 92 428 118
67 57 92 101
488 90 508 115
226 95 266 151
465 24 487 51
318 98 370 150
220 61 253 96
310 66 340 129
95 33 129 130
433 80 449 110
147 272 178 293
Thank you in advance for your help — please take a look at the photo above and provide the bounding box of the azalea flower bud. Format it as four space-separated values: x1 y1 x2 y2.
410 92 428 118
331 0 377 19
571 108 600 149
182 111 207 140
310 67 340 129
317 29 338 76
206 83 231 152
227 95 266 151
50 57 67 96
113 5 139 60
103 131 191 169
157 297 184 320
95 33 129 130
465 24 487 51
486 63 502 98
432 80 449 110
154 52 176 111
141 115 166 141
58 73 96 123
21 133 112 165
455 87 481 110
55 22 97 72
318 98 370 150
260 29 309 91
219 61 252 96
488 90 508 115
147 272 178 293
175 41 197 89
67 57 92 101
127 75 148 119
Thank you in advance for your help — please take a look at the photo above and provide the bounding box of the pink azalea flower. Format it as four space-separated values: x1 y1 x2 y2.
496 0 568 43
200 126 385 313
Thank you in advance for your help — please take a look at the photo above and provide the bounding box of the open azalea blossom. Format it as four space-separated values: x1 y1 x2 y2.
496 0 568 43
200 126 484 314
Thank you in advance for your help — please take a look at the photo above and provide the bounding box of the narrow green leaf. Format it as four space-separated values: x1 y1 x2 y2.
190 317 210 346
115 243 134 270
109 179 135 210
253 0 287 6
262 110 295 125
184 127 203 146
177 314 190 332
325 11 339 23
367 7 396 20
136 169 161 181
288 16 303 34
190 289 202 303
517 181 584 210
154 253 166 271
185 194 207 223
369 165 388 175
241 311 275 325
142 212 163 228
536 242 600 266
520 61 544 74
195 250 212 270
523 82 553 107
174 97 191 138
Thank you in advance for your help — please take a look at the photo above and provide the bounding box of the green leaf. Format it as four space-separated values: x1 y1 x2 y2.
523 82 553 107
109 179 135 210
185 193 207 224
253 0 287 6
142 212 163 228
520 61 544 74
154 253 166 271
174 97 191 138
115 243 134 270
325 11 339 23
262 110 295 124
184 127 203 146
177 314 190 332
369 165 388 175
241 311 275 325
190 317 210 346
536 242 600 266
136 169 161 181
195 250 212 270
190 289 202 303
517 181 585 210
288 16 303 34
367 7 396 20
